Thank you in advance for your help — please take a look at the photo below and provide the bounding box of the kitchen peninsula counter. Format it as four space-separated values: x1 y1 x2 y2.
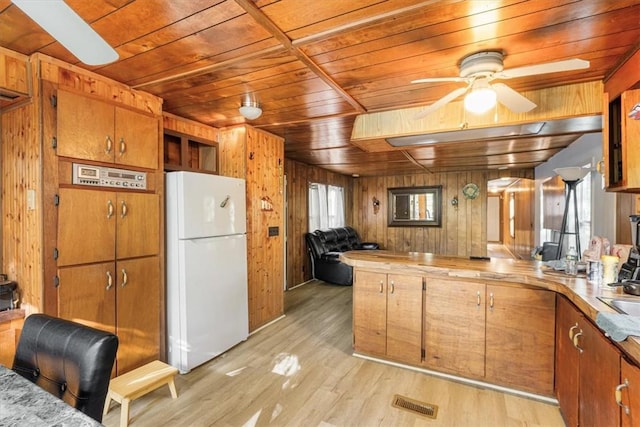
341 250 640 367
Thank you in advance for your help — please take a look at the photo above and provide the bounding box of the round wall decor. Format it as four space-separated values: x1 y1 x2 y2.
462 183 480 200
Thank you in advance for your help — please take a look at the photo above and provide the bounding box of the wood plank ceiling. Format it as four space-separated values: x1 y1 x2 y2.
1 0 639 176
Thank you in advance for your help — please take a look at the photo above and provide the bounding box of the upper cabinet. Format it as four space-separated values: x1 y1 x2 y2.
163 112 219 174
0 47 30 109
56 90 159 170
603 90 640 191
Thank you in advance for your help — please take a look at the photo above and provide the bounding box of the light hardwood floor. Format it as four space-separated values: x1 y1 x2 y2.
103 281 565 427
487 244 516 259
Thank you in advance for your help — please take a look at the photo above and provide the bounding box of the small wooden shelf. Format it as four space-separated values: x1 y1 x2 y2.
163 129 218 174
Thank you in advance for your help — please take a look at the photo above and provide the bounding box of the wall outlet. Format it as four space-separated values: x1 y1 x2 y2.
26 189 36 211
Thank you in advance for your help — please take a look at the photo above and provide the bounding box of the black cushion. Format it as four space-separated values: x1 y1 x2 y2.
12 314 118 422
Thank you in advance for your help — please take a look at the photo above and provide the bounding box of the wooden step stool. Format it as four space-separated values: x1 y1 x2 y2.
103 360 179 427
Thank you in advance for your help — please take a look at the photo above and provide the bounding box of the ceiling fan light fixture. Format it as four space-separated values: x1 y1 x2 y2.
12 0 118 66
239 101 262 120
464 86 497 114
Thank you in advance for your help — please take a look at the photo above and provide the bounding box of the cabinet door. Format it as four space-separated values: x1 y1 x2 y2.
486 285 555 395
116 256 160 374
424 278 485 377
386 274 422 365
115 107 159 169
623 89 640 188
57 188 116 266
57 262 116 334
555 296 581 427
621 358 640 427
116 192 160 259
353 270 387 357
579 317 621 427
57 90 115 163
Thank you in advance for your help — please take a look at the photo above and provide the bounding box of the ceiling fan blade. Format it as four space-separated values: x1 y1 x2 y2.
414 86 469 119
492 83 537 113
494 58 589 80
12 0 118 66
411 77 467 84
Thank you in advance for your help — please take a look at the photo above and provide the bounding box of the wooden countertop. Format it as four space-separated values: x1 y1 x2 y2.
0 309 24 324
341 250 640 364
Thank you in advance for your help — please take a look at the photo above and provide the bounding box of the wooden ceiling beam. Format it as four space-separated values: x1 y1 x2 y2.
401 150 433 174
233 0 366 113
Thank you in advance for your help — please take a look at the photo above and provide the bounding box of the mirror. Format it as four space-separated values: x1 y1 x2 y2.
388 186 442 227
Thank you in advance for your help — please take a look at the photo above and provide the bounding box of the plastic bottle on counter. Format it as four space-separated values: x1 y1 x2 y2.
566 246 578 276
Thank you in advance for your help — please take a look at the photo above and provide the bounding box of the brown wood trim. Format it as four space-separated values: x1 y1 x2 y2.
233 0 366 114
604 40 640 99
401 150 432 173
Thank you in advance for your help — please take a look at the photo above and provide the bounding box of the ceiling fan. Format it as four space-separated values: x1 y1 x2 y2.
411 51 589 118
11 0 118 66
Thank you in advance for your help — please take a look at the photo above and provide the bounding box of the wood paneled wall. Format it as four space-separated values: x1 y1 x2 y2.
1 101 41 315
503 178 536 259
219 125 285 332
284 163 535 284
353 172 486 256
351 169 534 257
284 159 353 288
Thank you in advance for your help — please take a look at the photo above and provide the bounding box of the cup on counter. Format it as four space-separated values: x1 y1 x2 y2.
601 255 619 285
586 260 602 283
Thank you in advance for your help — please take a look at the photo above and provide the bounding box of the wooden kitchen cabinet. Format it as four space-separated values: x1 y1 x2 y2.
424 278 485 377
0 310 24 367
56 188 159 266
114 257 160 374
485 284 555 394
56 90 159 170
620 358 640 427
57 257 159 374
57 262 116 333
555 296 621 427
424 278 555 395
353 270 422 365
55 187 160 374
603 88 640 190
0 59 164 376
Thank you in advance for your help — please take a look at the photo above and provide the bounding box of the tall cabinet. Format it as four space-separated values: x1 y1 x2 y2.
1 54 164 376
219 125 285 332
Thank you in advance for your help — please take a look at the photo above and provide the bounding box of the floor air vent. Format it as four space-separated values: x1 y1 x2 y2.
391 394 438 419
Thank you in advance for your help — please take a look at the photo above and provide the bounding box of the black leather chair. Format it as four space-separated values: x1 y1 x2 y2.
305 226 378 285
12 314 119 422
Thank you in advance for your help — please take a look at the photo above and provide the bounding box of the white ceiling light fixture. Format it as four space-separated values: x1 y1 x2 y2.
12 0 118 66
411 51 589 118
464 79 497 114
239 100 262 120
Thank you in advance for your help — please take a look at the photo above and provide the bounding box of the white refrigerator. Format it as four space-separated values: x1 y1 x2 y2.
166 171 248 374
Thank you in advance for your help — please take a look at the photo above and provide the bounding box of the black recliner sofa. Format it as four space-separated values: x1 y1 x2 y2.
305 226 378 285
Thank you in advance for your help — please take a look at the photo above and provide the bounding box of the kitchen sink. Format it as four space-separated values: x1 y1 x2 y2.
598 297 640 316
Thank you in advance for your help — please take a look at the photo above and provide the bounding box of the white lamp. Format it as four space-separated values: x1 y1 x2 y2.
464 79 496 114
239 100 262 120
553 166 590 260
554 167 589 182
